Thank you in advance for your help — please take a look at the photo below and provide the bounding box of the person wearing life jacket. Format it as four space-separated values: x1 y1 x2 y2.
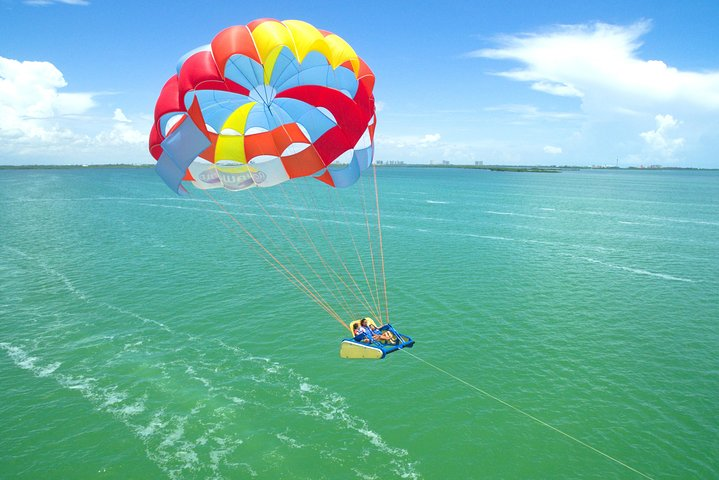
353 322 372 343
360 318 394 343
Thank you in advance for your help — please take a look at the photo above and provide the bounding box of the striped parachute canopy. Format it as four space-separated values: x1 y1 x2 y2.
149 19 377 194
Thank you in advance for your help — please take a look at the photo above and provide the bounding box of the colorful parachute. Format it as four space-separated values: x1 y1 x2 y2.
149 19 377 194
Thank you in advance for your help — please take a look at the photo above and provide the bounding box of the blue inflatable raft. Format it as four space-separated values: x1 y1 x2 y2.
340 317 414 359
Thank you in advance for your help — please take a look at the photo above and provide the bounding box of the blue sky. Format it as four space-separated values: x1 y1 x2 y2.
1 0 718 167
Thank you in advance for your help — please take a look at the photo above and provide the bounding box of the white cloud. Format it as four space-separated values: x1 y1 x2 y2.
376 132 441 149
0 56 95 119
375 132 483 162
484 104 582 121
113 108 130 123
0 56 95 148
471 21 719 112
640 114 684 158
0 56 148 164
543 145 562 154
531 81 583 98
95 122 146 146
468 21 719 167
420 133 441 143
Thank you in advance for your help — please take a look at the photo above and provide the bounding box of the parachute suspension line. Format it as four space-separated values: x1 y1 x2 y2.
359 173 385 323
212 210 345 327
283 181 359 322
202 189 348 330
292 181 383 323
260 117 358 324
283 182 354 318
205 190 347 328
297 179 383 325
372 163 390 324
279 181 361 322
330 181 384 323
401 349 655 480
246 186 358 325
359 167 384 324
232 187 349 322
204 190 342 325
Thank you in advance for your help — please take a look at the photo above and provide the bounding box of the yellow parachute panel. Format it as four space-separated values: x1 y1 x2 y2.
252 21 298 68
283 20 332 64
323 34 360 75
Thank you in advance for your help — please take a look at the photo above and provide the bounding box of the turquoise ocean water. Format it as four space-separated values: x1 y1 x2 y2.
1 166 717 479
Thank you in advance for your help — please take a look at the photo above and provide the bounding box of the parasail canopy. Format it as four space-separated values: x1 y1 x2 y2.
149 19 377 195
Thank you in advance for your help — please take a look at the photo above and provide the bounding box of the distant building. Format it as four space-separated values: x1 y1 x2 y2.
475 161 483 166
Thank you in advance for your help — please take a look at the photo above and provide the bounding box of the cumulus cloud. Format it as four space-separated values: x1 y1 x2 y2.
0 56 95 145
0 56 95 119
376 133 441 149
0 55 147 163
640 114 684 158
470 21 719 112
113 108 130 123
375 132 480 162
485 104 581 121
420 133 441 143
532 81 583 98
95 121 146 146
543 145 562 154
468 20 719 167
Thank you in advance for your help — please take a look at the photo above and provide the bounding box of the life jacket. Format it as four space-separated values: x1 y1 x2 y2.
354 325 371 341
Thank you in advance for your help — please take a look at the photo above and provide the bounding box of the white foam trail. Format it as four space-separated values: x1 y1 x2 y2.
276 432 304 449
125 201 262 219
5 245 173 333
645 215 719 227
291 385 418 479
5 246 87 301
426 200 449 204
571 255 694 283
618 221 658 226
485 210 550 219
0 343 146 420
0 342 56 375
127 200 383 231
1 341 240 479
217 341 419 479
461 233 514 242
3 247 419 479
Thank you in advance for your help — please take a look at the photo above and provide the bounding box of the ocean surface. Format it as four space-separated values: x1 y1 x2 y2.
1 166 717 479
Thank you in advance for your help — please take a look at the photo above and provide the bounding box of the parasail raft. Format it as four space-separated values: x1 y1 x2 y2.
340 318 414 360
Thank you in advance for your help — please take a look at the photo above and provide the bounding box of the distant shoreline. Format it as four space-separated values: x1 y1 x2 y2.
0 163 715 172
0 164 154 170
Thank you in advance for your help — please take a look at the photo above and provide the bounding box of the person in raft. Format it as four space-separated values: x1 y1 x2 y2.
360 318 395 343
354 322 372 343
